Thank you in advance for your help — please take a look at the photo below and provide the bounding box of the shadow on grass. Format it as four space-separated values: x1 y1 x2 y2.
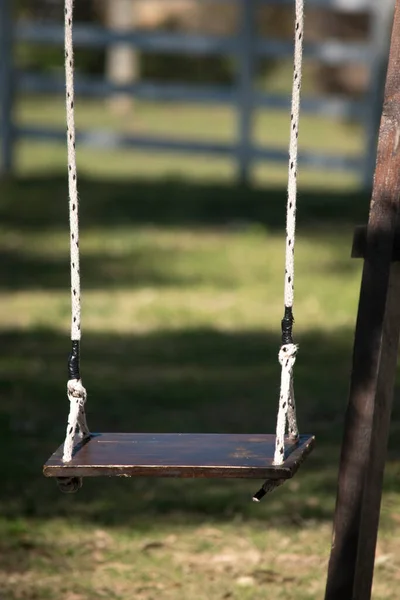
0 174 369 230
0 174 366 291
0 246 205 291
0 234 362 291
2 325 399 529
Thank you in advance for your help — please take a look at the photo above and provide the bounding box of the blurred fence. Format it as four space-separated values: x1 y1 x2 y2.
0 0 394 186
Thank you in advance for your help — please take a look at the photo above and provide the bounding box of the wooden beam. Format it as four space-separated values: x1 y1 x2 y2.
353 262 400 597
324 2 400 599
352 225 400 261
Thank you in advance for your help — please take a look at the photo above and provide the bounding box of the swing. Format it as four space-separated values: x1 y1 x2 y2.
43 0 314 499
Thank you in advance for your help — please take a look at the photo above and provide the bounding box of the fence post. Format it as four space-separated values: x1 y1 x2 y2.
362 1 393 190
236 0 255 186
0 0 14 177
105 0 140 115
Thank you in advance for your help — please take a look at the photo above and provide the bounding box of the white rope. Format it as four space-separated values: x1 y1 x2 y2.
62 0 90 463
63 380 90 462
274 0 304 465
59 0 303 466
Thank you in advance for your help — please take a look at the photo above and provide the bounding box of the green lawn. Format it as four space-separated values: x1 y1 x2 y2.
0 97 399 599
15 95 362 188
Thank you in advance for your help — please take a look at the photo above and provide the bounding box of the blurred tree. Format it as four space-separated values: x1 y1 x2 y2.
15 0 386 98
17 0 92 21
15 0 104 75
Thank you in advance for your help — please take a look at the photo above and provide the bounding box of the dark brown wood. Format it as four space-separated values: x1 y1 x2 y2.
353 261 400 597
352 225 400 260
43 433 314 480
325 3 400 599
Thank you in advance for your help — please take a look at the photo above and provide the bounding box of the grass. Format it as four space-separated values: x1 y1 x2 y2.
15 95 363 189
1 96 400 599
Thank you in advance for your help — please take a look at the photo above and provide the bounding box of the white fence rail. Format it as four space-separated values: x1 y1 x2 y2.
0 0 394 186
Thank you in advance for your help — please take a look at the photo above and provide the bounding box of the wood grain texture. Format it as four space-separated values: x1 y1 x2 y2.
43 433 315 480
352 225 400 260
353 261 400 598
325 2 400 599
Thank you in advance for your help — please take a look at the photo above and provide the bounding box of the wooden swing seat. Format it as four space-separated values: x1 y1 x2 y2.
43 432 315 479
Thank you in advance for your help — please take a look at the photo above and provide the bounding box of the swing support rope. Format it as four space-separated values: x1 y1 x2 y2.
62 0 90 463
273 0 304 466
60 0 304 467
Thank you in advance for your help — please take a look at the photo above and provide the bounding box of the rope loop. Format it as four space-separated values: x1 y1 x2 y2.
274 343 299 465
67 378 87 402
63 378 90 463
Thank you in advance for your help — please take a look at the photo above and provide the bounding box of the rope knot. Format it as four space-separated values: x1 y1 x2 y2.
278 343 298 369
274 342 299 465
63 378 90 463
67 378 87 405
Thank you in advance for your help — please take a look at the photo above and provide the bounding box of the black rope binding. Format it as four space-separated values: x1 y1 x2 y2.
68 340 81 380
281 305 294 345
252 479 286 502
252 306 295 503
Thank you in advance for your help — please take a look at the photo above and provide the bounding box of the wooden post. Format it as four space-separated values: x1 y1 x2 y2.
324 2 400 599
105 0 139 115
362 0 393 190
0 0 14 176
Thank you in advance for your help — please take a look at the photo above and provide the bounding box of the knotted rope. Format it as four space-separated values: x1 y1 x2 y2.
253 0 304 501
273 0 304 466
62 0 90 462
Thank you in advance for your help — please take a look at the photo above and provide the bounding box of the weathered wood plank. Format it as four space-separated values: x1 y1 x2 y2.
353 261 400 598
324 2 400 599
352 225 400 260
43 433 314 480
